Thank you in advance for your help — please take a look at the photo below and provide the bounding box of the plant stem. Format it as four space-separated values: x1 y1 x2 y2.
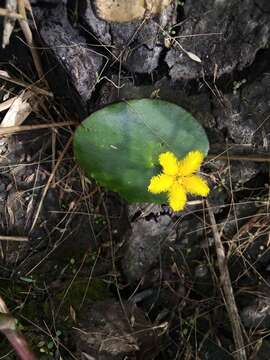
5 330 37 360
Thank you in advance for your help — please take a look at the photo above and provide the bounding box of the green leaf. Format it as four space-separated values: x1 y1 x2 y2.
74 99 209 203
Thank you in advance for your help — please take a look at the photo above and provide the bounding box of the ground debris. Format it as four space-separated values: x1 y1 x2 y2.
74 299 160 359
166 0 270 80
1 0 270 359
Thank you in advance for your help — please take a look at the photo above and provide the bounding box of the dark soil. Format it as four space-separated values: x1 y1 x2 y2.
0 0 270 359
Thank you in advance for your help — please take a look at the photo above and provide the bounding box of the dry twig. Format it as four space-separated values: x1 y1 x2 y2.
18 0 44 80
207 200 247 360
2 0 17 48
0 91 32 133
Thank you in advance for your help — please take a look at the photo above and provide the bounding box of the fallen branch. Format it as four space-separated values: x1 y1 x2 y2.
207 200 247 360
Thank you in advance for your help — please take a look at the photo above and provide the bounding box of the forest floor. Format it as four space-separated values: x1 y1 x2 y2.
0 1 270 359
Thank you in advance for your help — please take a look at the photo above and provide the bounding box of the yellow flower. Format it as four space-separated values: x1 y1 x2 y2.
148 150 210 211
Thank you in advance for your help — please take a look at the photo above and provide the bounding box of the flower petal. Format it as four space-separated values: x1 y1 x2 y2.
168 182 187 211
148 174 173 194
159 152 178 176
183 175 210 196
178 150 204 176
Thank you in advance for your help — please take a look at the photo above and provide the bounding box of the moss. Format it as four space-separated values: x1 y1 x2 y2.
55 278 111 310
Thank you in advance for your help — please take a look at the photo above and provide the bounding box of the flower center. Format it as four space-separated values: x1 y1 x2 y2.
175 175 183 184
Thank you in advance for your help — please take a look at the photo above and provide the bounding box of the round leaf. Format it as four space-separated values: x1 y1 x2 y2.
74 99 209 203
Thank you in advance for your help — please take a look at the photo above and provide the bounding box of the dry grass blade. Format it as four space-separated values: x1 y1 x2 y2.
0 235 29 242
230 207 267 245
30 136 73 232
18 0 45 80
207 153 270 163
0 121 76 135
185 50 202 63
0 72 53 97
2 0 17 48
0 96 18 112
0 297 9 314
0 7 23 19
1 91 32 134
207 200 247 360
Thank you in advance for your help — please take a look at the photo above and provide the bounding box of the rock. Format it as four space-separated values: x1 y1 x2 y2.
213 74 270 148
210 73 270 184
0 137 26 167
223 200 270 281
207 185 228 214
193 262 215 297
80 0 176 73
74 299 159 359
237 74 270 148
202 340 234 360
176 213 205 248
194 263 208 278
241 296 270 329
33 2 103 115
109 21 163 73
221 199 261 239
166 0 270 80
94 0 172 23
127 202 163 220
209 157 263 187
80 1 111 45
122 214 176 282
